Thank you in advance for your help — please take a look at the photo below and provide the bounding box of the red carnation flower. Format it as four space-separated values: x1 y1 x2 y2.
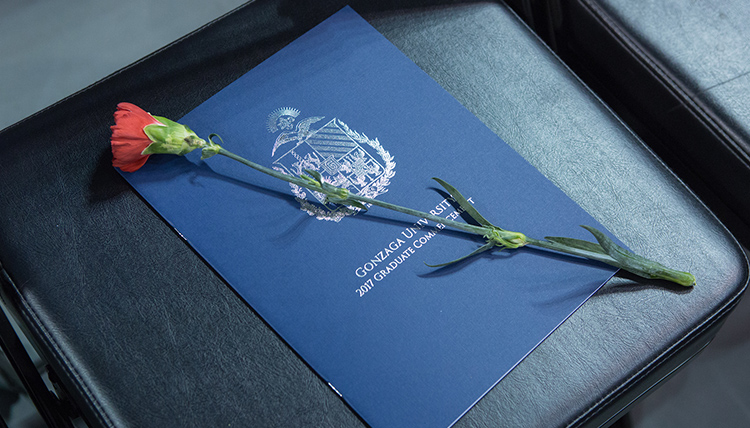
111 102 165 172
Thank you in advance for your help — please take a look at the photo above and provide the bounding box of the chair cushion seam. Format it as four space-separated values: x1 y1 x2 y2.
567 270 749 427
1 266 116 428
577 0 750 168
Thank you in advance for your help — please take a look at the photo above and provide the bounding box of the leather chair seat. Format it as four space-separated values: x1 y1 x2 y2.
0 1 747 427
544 0 750 247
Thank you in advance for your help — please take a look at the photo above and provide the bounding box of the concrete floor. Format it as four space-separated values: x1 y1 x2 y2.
1 1 749 427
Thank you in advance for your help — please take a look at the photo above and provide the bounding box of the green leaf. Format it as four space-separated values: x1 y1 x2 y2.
432 178 493 227
425 241 494 268
580 226 651 269
346 200 367 210
327 196 367 210
581 225 696 286
304 169 323 184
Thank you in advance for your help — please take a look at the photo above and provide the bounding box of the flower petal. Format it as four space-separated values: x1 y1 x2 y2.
110 103 163 172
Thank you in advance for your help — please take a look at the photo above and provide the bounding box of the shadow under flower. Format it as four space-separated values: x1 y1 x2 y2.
594 270 694 296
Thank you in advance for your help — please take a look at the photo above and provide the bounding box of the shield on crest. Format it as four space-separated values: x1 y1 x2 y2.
269 113 395 221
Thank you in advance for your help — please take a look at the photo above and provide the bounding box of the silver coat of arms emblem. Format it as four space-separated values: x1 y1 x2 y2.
267 107 396 221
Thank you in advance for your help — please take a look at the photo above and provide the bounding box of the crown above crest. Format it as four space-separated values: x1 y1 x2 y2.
267 107 301 133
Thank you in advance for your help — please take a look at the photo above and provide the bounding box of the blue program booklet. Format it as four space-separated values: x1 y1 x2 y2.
123 6 617 428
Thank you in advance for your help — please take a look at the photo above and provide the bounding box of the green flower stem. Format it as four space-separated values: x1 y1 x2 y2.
527 237 694 286
217 147 486 236
219 147 619 266
214 146 696 286
347 193 487 236
525 237 623 268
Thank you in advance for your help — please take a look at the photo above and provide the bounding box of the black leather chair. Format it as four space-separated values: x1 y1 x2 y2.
536 0 750 248
0 1 746 427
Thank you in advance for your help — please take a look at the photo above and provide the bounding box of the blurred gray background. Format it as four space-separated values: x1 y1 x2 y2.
0 0 246 130
1 0 748 427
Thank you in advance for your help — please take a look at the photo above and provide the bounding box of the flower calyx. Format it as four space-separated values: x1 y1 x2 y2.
484 227 528 249
200 134 224 160
141 116 207 156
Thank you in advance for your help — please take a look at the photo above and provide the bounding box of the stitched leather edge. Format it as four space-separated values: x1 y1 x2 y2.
562 1 750 425
0 3 256 427
568 278 748 427
0 262 115 427
576 0 750 169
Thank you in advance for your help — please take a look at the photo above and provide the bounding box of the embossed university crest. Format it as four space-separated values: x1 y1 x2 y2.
267 108 395 221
